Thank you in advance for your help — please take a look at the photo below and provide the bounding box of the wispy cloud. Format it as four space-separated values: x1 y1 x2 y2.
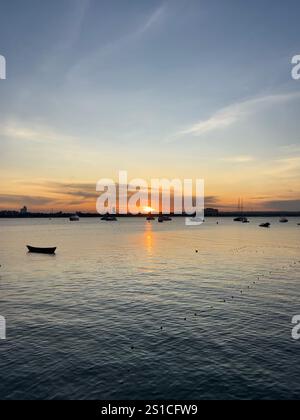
0 119 77 143
61 0 91 49
278 144 300 155
221 155 255 163
260 199 300 212
140 4 166 34
264 156 300 178
67 3 166 81
44 181 97 200
0 194 56 207
0 181 98 211
178 92 300 138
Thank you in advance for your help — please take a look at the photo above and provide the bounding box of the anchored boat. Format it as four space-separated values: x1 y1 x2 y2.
101 214 118 222
242 218 250 223
234 216 245 222
158 215 172 223
259 223 271 228
27 246 57 255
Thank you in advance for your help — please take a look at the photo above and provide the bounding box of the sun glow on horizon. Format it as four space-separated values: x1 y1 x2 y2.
143 206 156 214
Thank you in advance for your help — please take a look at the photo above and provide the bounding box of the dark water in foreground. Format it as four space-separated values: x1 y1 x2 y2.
0 217 300 400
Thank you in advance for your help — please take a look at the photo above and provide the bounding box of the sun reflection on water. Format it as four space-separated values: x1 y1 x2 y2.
144 222 154 255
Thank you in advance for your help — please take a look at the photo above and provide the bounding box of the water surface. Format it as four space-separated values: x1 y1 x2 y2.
0 217 300 400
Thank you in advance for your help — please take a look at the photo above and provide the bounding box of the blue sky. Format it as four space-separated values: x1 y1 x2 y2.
0 0 300 211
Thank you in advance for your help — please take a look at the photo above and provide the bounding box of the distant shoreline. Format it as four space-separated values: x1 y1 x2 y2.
1 211 300 218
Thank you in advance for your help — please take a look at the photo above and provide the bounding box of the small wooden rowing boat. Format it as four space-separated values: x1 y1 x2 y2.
27 246 57 255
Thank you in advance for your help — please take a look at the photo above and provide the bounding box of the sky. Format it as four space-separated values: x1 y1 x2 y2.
0 0 300 212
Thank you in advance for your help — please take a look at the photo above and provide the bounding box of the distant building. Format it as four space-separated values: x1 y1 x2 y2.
20 206 28 215
205 208 219 217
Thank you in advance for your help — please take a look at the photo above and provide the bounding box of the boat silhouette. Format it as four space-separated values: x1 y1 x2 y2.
158 215 172 223
27 246 57 255
259 223 271 228
101 214 117 222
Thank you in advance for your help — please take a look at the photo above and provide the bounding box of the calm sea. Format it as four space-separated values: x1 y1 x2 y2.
0 217 300 400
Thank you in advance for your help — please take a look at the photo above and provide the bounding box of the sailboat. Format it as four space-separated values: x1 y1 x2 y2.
234 198 243 221
234 198 249 222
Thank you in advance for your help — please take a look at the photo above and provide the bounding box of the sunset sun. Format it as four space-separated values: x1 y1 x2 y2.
143 206 156 214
